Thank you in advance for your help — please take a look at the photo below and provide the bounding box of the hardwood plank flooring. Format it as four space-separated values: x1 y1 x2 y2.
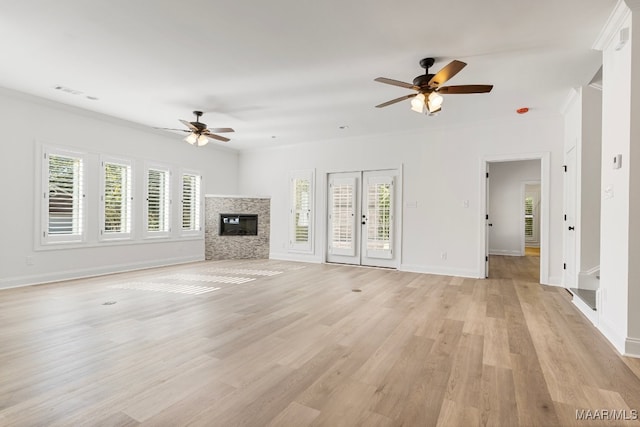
1 257 639 426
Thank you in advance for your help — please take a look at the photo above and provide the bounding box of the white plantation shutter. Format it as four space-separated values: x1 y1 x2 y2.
146 167 171 234
328 177 357 256
363 176 393 259
102 160 132 238
182 173 201 232
44 150 85 243
289 170 314 252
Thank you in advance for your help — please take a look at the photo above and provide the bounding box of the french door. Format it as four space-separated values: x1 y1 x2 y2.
326 170 397 268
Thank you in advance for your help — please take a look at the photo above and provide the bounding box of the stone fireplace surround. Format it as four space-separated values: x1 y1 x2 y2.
204 195 270 260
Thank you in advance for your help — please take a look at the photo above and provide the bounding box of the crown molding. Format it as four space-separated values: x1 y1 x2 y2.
593 0 631 51
561 87 582 114
624 0 640 11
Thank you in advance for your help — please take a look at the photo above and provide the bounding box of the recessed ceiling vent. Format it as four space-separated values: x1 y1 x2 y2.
54 85 83 95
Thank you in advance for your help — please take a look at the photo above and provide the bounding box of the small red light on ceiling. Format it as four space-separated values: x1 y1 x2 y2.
516 107 529 114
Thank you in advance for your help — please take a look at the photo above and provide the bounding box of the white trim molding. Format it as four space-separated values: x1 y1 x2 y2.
625 337 640 358
593 0 631 51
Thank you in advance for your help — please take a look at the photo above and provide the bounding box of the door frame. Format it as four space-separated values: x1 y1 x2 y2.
563 145 578 288
322 166 403 269
479 152 550 284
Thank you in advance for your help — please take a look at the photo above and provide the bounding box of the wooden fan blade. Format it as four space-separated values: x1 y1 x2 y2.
154 127 190 133
427 60 467 88
203 131 230 142
375 93 418 108
207 127 235 133
179 119 198 131
437 85 493 94
374 77 419 90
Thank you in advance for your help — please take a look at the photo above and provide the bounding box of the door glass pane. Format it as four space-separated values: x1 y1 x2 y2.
366 182 391 250
524 195 533 238
331 183 354 249
294 178 310 243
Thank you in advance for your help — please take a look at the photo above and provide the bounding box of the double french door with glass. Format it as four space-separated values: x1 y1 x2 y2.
326 170 397 268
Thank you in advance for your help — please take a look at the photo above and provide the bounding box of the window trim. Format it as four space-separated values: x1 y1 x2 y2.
144 163 172 238
288 169 315 253
99 156 134 241
41 146 87 246
180 171 203 237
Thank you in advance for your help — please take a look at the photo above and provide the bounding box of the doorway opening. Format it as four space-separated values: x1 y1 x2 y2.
480 153 550 283
326 169 399 268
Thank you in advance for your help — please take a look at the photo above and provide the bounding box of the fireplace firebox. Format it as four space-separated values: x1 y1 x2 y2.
219 214 258 236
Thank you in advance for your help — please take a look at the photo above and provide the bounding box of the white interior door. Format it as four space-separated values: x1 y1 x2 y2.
485 165 491 278
327 170 396 268
564 146 577 288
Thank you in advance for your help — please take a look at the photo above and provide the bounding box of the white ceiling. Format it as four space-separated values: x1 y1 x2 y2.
0 0 616 150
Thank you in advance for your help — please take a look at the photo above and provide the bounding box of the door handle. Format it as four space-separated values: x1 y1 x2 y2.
488 223 493 227
568 226 575 231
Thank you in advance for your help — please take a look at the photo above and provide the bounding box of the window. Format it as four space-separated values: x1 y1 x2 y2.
101 158 132 239
146 166 171 235
181 173 202 233
289 170 314 252
42 148 86 243
524 196 534 238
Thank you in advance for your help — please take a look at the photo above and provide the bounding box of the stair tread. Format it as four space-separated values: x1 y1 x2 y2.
569 288 597 311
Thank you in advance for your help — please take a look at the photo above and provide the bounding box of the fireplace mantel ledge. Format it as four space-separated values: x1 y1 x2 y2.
205 194 271 199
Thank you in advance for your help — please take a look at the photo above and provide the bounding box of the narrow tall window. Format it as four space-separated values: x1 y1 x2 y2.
43 150 85 243
101 159 132 239
182 173 201 233
146 167 171 235
289 170 314 253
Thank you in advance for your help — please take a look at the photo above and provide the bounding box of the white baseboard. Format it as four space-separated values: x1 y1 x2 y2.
399 264 481 278
545 275 563 287
598 316 627 355
572 297 598 326
0 255 204 290
581 265 600 276
578 273 600 291
489 249 522 256
625 337 640 358
269 251 323 264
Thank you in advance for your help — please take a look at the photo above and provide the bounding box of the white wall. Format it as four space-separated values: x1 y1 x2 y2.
580 86 603 273
596 2 638 355
238 114 565 283
0 88 239 289
488 160 541 256
629 2 640 354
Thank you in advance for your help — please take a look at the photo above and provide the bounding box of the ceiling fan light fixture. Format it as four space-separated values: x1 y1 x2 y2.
411 93 426 113
428 92 443 109
427 107 441 116
196 134 209 146
184 133 198 145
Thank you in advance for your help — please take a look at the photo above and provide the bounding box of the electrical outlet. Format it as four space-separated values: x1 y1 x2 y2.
26 256 34 266
441 252 447 260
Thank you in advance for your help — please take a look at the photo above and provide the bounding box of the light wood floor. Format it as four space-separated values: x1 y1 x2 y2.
525 247 540 257
1 257 640 426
